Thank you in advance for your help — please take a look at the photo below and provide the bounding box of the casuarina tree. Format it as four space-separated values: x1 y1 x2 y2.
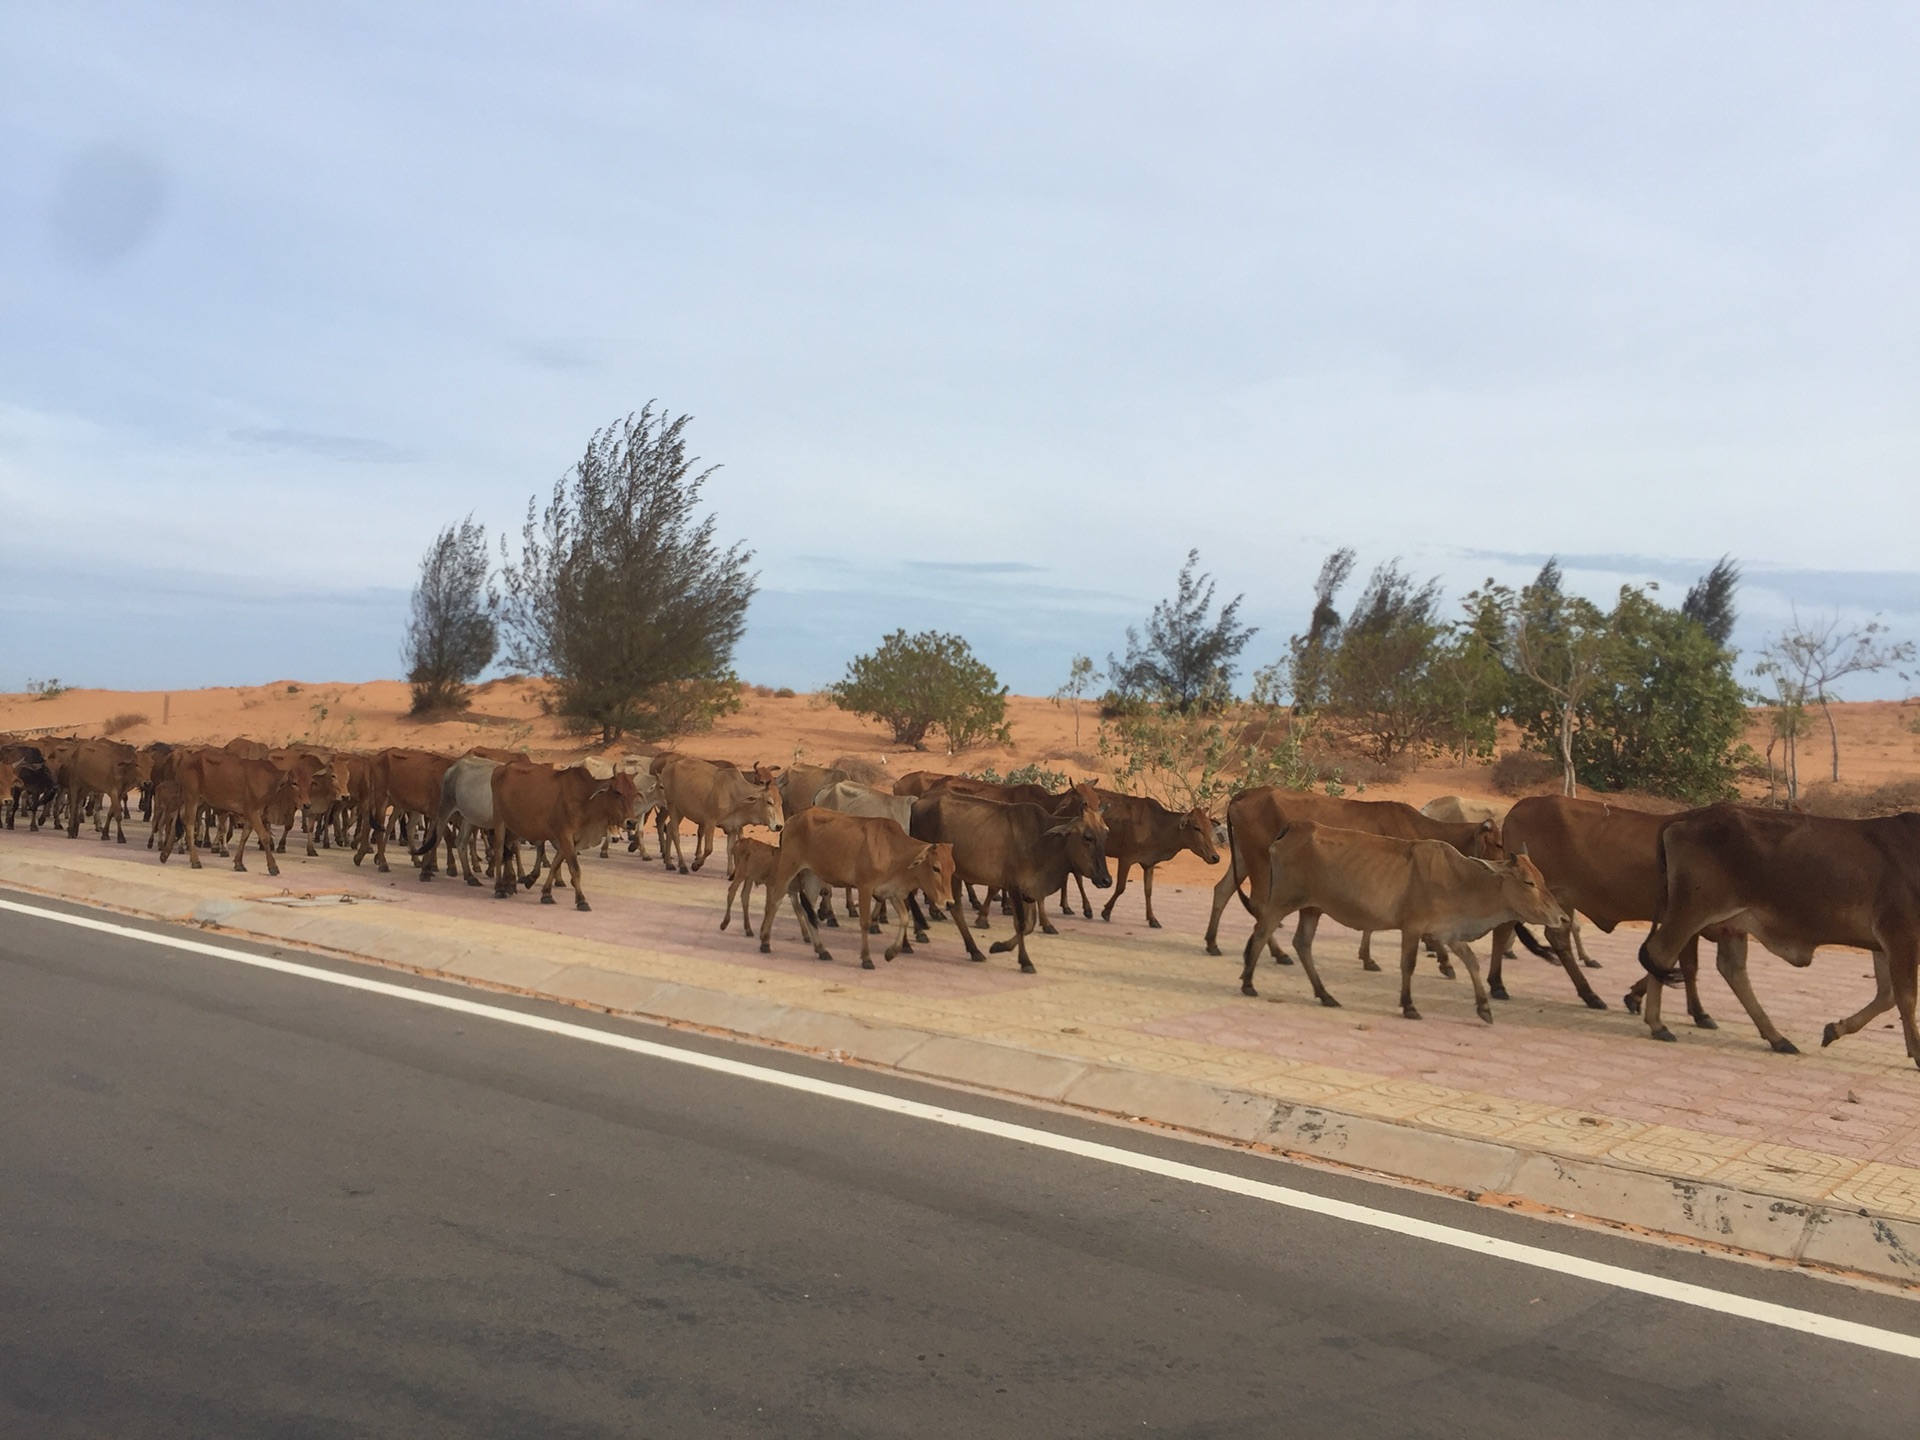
498 406 754 744
403 515 497 714
1109 550 1256 713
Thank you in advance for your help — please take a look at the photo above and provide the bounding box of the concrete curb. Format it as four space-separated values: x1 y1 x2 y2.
6 856 1918 1292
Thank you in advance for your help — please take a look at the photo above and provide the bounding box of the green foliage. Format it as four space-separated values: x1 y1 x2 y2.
827 630 1010 752
1571 586 1748 802
1050 654 1103 746
498 406 754 744
1321 560 1447 762
1109 550 1256 713
1283 548 1356 712
967 762 1071 790
1096 708 1235 810
1681 556 1740 648
26 678 68 701
404 514 497 714
1238 713 1354 798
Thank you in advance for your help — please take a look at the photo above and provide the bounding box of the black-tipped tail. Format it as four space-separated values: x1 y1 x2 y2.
1513 924 1555 959
1636 940 1683 987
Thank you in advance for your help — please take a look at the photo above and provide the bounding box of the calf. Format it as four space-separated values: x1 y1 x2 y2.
910 792 1111 973
1241 822 1569 1018
723 836 780 936
354 748 456 874
489 763 638 910
758 809 956 968
64 738 139 843
1077 789 1221 928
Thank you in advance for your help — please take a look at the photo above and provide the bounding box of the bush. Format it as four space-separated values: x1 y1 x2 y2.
1799 779 1920 819
1491 749 1561 795
27 678 67 701
967 762 1071 791
1108 551 1256 713
827 630 1010 752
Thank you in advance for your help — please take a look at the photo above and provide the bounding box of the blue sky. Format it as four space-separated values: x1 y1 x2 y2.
3 3 1917 697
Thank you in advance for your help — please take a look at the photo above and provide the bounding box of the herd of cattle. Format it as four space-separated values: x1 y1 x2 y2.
4 732 1917 1070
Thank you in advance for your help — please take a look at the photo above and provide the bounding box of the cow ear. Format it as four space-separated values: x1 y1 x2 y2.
1044 821 1076 837
1514 842 1529 858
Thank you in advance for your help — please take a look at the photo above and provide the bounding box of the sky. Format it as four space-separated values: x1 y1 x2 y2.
3 2 1917 698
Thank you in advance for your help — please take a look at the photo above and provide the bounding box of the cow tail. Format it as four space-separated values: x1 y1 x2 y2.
1636 823 1681 983
1225 807 1256 915
1512 924 1554 959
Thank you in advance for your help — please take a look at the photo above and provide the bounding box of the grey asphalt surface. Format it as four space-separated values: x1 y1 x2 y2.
3 889 1918 1439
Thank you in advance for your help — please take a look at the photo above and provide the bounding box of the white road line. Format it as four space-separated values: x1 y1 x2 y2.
7 892 1919 1361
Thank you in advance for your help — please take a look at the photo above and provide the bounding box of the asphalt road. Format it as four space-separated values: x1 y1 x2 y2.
3 890 1918 1439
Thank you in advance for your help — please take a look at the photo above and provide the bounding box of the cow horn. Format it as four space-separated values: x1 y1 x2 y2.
1513 841 1529 857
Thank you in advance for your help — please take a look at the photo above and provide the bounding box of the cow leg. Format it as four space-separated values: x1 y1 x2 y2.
1702 933 1793 1052
1641 971 1676 1041
1493 922 1517 962
1072 873 1093 919
1035 895 1058 936
1011 894 1037 974
1358 930 1377 971
947 875 988 962
1574 919 1602 969
1679 938 1719 1030
64 780 80 838
1141 865 1164 929
1508 921 1605 1009
855 891 877 968
1289 911 1341 1007
568 845 590 911
1427 937 1457 979
691 823 714 873
1398 933 1423 1020
905 891 931 944
1889 943 1920 1068
884 891 913 961
113 794 127 844
1820 948 1898 1052
304 811 319 857
1453 943 1493 1023
1101 860 1131 922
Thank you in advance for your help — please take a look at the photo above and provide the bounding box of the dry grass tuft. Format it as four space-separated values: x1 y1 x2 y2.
1799 779 1920 819
101 712 149 736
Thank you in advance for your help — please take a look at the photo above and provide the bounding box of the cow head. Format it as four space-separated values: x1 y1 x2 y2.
1469 818 1506 862
724 779 786 835
1494 852 1568 930
1184 808 1222 864
906 842 957 905
1047 814 1112 889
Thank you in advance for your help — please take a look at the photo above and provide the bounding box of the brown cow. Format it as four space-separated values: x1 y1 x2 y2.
1240 822 1570 1018
354 748 456 875
224 736 271 760
489 763 638 910
1639 805 1920 1065
63 738 139 843
1495 795 1740 1022
263 749 348 856
757 808 956 968
1076 789 1222 928
909 791 1111 973
655 756 785 873
162 748 315 876
1207 791 1502 969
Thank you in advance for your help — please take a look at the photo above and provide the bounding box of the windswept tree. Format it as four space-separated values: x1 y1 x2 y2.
1681 555 1740 649
402 515 497 714
1322 560 1446 762
1050 654 1103 747
498 406 754 744
1109 550 1256 713
1284 547 1356 712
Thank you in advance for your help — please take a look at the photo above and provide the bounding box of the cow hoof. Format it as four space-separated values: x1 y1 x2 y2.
1080 908 1093 920
817 951 835 963
540 893 555 905
1489 983 1510 1001
1318 994 1340 1008
188 859 202 870
861 958 875 970
988 939 1015 954
1276 954 1295 966
1205 942 1222 956
1649 1026 1676 1043
1477 1005 1494 1024
420 872 433 882
1584 994 1607 1011
376 862 390 874
868 923 883 935
718 919 731 931
1019 961 1036 975
913 931 929 945
465 878 481 888
966 952 986 964
575 899 591 912
677 865 689 875
1770 1036 1799 1055
1623 992 1642 1015
759 942 771 954
1401 1006 1422 1020
1361 959 1381 973
1438 965 1457 980
1822 1022 1840 1048
1582 957 1602 969
1693 1014 1719 1030
233 862 247 873
1039 924 1058 936
822 915 840 929
1240 984 1258 997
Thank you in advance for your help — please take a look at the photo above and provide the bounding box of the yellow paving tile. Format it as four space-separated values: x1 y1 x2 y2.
1604 1125 1752 1179
1501 1110 1649 1157
1709 1144 1869 1203
1826 1162 1920 1222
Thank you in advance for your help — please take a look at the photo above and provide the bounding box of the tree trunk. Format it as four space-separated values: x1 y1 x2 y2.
1820 693 1840 783
1558 702 1576 797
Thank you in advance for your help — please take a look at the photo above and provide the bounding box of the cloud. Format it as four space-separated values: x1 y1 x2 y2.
48 144 168 269
227 427 424 464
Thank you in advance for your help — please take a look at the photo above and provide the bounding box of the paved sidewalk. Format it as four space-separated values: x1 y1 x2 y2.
5 823 1919 1287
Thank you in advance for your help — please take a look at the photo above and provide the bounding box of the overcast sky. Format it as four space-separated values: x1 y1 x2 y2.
3 2 1917 697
